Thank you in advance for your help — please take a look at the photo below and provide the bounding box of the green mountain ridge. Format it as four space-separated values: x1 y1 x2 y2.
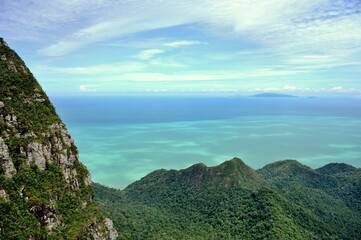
128 157 264 191
316 163 357 175
95 158 361 239
0 38 117 239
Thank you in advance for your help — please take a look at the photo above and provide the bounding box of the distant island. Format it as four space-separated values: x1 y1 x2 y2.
251 93 298 98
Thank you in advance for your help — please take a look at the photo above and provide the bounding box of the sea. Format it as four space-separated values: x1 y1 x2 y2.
50 95 361 189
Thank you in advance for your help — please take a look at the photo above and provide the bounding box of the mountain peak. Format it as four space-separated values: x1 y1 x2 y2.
259 159 310 175
316 163 357 175
127 158 264 191
259 159 315 180
219 156 247 168
258 159 336 190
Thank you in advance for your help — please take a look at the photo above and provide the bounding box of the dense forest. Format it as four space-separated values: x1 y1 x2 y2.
94 158 361 239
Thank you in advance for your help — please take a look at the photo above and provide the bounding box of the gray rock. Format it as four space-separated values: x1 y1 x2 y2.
5 115 11 122
104 218 118 240
49 123 74 148
23 131 37 138
30 204 60 232
20 65 28 74
27 142 51 170
43 210 60 232
4 114 18 127
70 169 79 190
35 98 46 103
1 54 6 61
84 173 92 186
19 186 25 198
0 189 8 201
8 61 18 72
89 218 118 240
0 137 17 176
19 147 26 157
2 130 9 138
0 101 4 108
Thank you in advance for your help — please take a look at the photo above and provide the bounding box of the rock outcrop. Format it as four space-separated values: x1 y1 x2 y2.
0 37 117 239
0 137 16 176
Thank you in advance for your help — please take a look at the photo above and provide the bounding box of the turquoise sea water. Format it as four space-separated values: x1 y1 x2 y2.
51 96 361 189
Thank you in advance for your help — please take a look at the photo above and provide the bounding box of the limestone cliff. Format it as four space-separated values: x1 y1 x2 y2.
0 38 117 239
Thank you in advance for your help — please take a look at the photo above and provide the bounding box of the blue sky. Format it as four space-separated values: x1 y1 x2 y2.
1 0 361 96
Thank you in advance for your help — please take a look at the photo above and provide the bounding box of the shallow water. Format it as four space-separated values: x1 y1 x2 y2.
51 96 361 189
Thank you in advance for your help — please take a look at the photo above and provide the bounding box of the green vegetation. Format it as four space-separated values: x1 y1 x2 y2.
94 158 361 239
259 160 361 239
0 39 60 135
0 164 104 239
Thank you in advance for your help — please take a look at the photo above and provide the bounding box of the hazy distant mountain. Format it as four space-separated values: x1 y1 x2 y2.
94 158 361 239
251 93 298 98
0 37 117 239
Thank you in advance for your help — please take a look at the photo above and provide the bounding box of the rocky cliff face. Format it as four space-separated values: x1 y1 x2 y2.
0 38 117 239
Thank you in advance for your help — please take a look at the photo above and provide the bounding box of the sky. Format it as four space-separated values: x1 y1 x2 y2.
1 0 361 96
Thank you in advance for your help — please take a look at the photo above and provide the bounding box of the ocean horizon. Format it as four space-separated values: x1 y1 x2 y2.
50 95 361 189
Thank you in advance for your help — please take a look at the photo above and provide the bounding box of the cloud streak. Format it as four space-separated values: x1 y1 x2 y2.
79 84 97 92
40 62 145 75
135 49 165 60
164 41 207 47
1 0 361 95
3 0 361 56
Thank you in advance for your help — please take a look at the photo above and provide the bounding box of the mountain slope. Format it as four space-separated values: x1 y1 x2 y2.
0 38 117 239
94 158 348 239
127 157 265 191
259 160 361 239
317 163 357 175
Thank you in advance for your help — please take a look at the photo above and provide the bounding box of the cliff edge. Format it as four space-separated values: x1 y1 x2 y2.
0 38 117 239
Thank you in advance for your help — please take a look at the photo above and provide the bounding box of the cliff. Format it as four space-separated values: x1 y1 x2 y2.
0 38 117 239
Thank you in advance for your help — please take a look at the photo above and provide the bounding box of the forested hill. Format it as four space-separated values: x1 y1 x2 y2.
94 157 361 239
0 37 117 239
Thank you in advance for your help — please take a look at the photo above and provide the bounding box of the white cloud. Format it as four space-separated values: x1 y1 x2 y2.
149 59 185 68
283 85 297 91
3 0 360 58
39 41 83 57
2 0 361 97
328 86 361 94
120 72 235 81
164 41 207 47
79 84 97 92
331 86 343 91
135 49 165 60
117 68 304 82
254 85 299 93
250 85 361 96
43 62 145 74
